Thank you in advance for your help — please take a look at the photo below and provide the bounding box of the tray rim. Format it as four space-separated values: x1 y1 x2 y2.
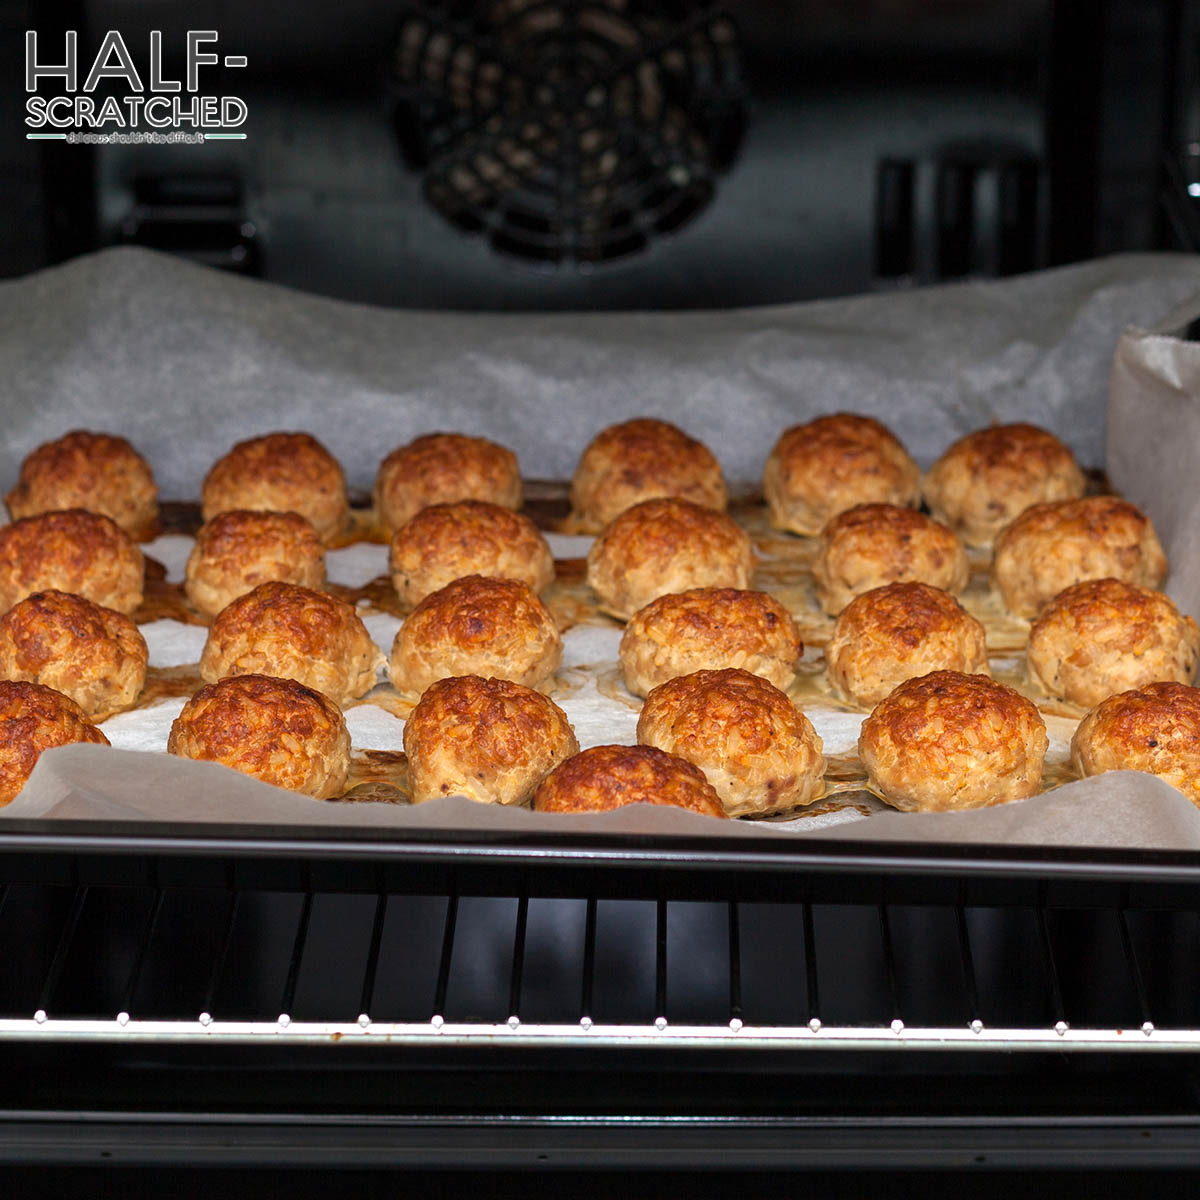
1 816 1198 883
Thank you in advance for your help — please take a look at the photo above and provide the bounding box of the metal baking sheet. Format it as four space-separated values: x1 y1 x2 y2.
0 248 1199 860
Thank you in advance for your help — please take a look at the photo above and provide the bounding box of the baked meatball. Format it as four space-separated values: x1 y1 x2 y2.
0 509 144 615
0 591 148 719
859 670 1047 812
168 673 350 800
1030 579 1200 709
637 668 824 817
763 413 921 537
202 432 349 543
1071 681 1200 806
532 743 726 818
200 581 382 706
991 496 1168 619
570 418 727 533
389 575 562 696
813 503 969 615
0 680 109 804
923 423 1086 548
389 500 554 609
826 582 990 708
586 498 754 620
6 430 158 540
619 587 802 698
374 433 522 534
185 510 326 619
404 675 578 806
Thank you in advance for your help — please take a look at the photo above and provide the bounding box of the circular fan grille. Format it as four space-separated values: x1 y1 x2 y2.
391 1 746 266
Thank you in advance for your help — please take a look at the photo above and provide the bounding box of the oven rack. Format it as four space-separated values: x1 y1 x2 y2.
4 832 1200 1168
3 872 1200 1052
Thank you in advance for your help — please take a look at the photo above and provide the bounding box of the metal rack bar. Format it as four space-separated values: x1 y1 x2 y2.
802 900 820 1027
119 890 165 1017
727 901 741 1025
357 893 388 1020
877 901 901 1029
0 1016 1195 1051
200 891 240 1020
1116 905 1154 1032
433 893 459 1020
1035 900 1068 1030
956 903 982 1029
580 896 597 1022
655 898 667 1021
509 894 529 1021
278 892 314 1020
37 885 88 1015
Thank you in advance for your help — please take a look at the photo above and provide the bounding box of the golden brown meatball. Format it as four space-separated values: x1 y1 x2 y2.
532 743 726 818
586 498 754 620
0 591 148 719
6 430 158 540
1029 579 1199 708
813 503 969 615
923 423 1086 548
763 413 921 537
168 673 350 799
374 433 522 534
826 582 990 708
0 509 144 615
991 496 1167 618
859 670 1047 812
389 575 562 696
1071 681 1200 806
619 587 802 698
0 680 109 804
389 500 554 609
199 581 382 706
404 675 579 806
569 417 728 533
637 668 824 816
202 432 349 543
185 510 326 619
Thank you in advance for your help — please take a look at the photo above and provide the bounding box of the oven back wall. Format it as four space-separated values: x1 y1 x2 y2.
72 0 1056 309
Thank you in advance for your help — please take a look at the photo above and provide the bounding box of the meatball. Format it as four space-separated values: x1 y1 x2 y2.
620 587 802 698
202 432 349 543
533 743 726 818
374 433 522 534
389 575 562 696
6 430 158 539
0 590 148 719
858 670 1047 812
813 503 969 615
389 500 553 609
168 673 351 800
404 675 578 806
637 668 824 816
763 413 921 537
0 680 109 805
586 498 754 620
825 582 989 708
570 417 727 533
0 509 144 615
923 423 1086 548
185 509 326 619
991 496 1167 618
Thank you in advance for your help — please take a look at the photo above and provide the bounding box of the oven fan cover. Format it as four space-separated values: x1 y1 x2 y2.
390 2 746 267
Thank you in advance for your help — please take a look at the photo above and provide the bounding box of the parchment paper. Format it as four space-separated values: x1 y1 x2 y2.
2 246 1200 848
